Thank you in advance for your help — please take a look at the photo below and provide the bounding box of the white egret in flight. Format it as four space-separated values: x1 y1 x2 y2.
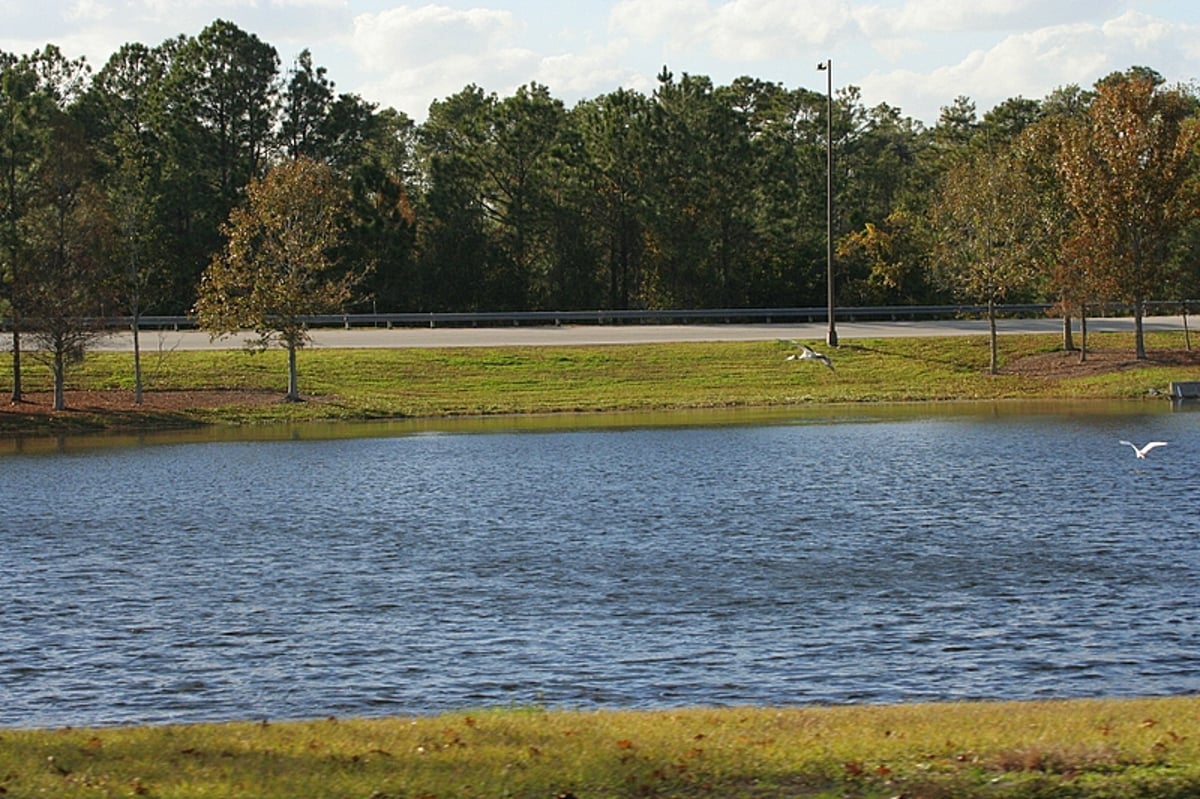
784 342 834 370
1119 440 1168 459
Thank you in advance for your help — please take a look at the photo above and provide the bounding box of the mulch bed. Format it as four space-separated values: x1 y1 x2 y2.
1000 347 1200 378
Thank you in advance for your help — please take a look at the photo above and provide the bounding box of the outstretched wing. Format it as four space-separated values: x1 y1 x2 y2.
1142 441 1169 454
782 341 834 369
806 346 834 369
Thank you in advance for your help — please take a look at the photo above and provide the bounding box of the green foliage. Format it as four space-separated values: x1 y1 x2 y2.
838 208 938 304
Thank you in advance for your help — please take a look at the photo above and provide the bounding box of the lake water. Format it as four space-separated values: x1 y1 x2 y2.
2 402 1198 729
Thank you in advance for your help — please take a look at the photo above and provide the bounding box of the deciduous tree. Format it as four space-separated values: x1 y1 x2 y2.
1011 98 1088 356
194 157 362 401
84 41 175 403
1058 69 1200 359
0 50 39 403
1 46 90 403
931 146 1040 373
20 115 119 410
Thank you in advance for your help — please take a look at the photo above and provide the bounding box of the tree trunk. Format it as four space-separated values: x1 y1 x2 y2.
1183 302 1191 351
285 339 300 402
1134 298 1146 360
9 329 22 404
1062 315 1076 351
52 348 66 411
1079 306 1089 363
988 298 999 375
132 318 143 406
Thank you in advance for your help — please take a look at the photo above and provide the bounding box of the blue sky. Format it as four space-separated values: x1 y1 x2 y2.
3 1 1198 125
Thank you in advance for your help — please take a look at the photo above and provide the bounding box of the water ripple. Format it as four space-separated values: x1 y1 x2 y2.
3 407 1199 727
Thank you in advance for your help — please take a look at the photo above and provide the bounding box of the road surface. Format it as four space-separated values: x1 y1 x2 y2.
77 314 1191 351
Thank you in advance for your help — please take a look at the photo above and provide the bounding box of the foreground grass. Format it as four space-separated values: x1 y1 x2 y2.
4 698 1200 798
2 330 1196 436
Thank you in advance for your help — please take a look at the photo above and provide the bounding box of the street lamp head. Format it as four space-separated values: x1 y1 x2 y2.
816 61 828 71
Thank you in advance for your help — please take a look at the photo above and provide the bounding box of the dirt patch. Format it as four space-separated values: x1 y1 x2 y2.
1002 347 1200 379
1 389 282 415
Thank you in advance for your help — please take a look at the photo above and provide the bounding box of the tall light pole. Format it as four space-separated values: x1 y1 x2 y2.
816 59 837 347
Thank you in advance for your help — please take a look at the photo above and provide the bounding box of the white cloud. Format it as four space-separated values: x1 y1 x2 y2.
534 41 639 96
66 0 112 23
859 8 1200 124
869 35 925 61
138 0 252 24
269 0 346 7
1102 8 1176 49
703 0 860 59
611 0 860 62
862 0 1124 36
352 6 521 71
350 5 543 116
609 0 710 46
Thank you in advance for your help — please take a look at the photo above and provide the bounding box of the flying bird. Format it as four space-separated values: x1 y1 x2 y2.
1119 440 1168 459
784 342 834 370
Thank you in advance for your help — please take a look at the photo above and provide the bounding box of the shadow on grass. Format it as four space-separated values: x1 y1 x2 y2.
838 340 985 372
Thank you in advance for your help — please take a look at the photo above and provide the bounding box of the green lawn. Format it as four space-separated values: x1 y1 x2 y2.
2 330 1196 436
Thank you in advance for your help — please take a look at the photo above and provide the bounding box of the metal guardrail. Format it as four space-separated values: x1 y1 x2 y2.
120 305 1031 330
3 301 1194 331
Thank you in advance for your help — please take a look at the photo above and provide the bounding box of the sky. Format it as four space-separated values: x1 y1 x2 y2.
3 1 1199 125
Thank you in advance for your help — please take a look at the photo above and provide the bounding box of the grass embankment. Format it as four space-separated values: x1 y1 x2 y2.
4 698 1200 798
2 330 1197 436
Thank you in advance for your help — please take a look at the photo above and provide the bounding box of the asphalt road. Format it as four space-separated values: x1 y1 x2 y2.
76 314 1192 351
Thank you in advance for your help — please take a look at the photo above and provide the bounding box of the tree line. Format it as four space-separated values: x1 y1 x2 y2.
3 19 1200 404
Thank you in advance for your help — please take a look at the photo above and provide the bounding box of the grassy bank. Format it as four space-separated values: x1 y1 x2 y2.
4 697 1200 798
2 330 1198 436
